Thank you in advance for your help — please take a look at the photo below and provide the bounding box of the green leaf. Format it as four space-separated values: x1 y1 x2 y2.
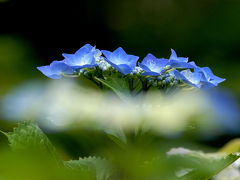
65 156 114 180
106 132 127 150
6 121 61 165
95 77 131 101
131 77 143 95
219 138 240 154
167 147 240 180
0 148 93 180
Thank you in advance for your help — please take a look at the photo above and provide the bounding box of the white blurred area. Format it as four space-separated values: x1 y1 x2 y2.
1 79 239 136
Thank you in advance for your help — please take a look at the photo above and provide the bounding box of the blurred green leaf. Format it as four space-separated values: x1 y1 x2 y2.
219 138 240 154
167 147 240 180
5 121 61 164
0 148 93 180
65 156 114 180
95 77 130 101
106 132 127 149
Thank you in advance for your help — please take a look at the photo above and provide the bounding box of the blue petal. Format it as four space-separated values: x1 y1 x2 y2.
173 69 190 83
37 66 52 76
77 52 95 64
104 56 132 74
140 54 168 75
169 49 188 62
193 72 202 84
177 57 188 62
139 63 152 72
173 70 200 88
75 44 94 56
62 53 73 60
188 70 201 85
189 61 197 67
103 55 118 66
158 58 169 66
214 77 226 85
113 47 127 58
102 50 124 65
181 69 201 84
64 52 95 67
199 67 225 86
50 61 74 74
37 65 62 79
104 47 138 65
102 48 138 74
81 44 102 58
170 49 178 60
112 64 132 75
127 55 139 68
139 61 165 75
70 64 97 69
142 53 157 63
168 60 194 69
201 67 214 79
76 44 94 53
62 44 97 68
102 50 112 61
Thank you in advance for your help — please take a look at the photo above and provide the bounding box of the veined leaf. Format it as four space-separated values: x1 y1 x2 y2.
167 147 240 180
5 121 61 165
65 156 114 180
106 133 127 150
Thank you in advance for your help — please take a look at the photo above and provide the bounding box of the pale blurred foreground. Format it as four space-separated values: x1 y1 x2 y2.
1 79 239 136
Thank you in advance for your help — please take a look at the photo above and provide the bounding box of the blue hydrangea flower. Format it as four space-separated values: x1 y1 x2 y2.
37 61 75 79
173 67 225 89
62 44 100 69
198 67 225 87
168 49 194 69
173 69 202 88
101 47 139 75
139 53 169 76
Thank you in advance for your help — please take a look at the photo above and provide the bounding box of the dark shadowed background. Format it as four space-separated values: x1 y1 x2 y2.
0 0 239 97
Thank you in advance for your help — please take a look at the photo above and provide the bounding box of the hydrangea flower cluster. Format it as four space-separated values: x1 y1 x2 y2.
37 44 225 91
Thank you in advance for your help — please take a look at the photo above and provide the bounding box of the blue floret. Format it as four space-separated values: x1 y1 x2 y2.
102 47 139 75
62 44 100 69
139 53 168 76
37 61 75 79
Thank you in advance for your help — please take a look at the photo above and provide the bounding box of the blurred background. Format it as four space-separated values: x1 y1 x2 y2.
0 0 240 159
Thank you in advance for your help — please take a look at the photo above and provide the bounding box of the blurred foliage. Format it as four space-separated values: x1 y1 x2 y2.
0 122 240 180
0 35 39 94
220 138 240 154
